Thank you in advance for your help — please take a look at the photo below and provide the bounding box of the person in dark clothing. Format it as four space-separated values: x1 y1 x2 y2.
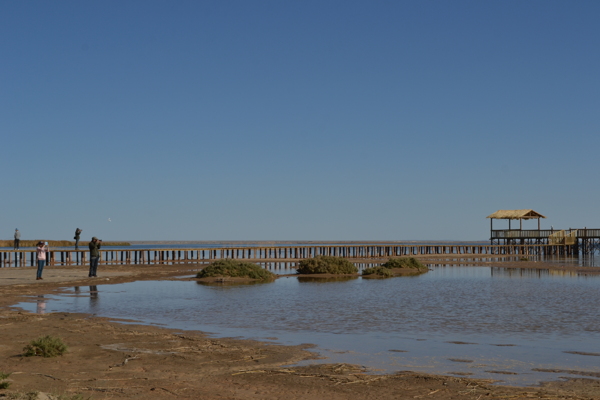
88 237 102 278
14 229 21 250
74 228 82 249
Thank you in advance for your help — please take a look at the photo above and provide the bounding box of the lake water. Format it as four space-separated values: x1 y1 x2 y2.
17 265 600 386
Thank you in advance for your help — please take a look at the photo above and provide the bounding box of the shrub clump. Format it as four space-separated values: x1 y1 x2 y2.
362 266 394 277
23 336 68 358
381 257 427 271
296 256 358 275
196 259 275 280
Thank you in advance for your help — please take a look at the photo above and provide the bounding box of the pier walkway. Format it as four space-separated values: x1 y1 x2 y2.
0 243 577 268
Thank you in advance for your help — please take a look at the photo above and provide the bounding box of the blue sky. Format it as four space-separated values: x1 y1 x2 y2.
2 1 599 241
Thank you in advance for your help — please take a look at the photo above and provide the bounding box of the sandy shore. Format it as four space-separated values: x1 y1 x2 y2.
1 259 599 399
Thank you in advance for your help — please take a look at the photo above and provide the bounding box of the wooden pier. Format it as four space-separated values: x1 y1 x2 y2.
488 209 600 254
0 243 579 268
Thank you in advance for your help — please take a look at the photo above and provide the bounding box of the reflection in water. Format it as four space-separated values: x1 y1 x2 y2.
354 263 384 269
262 262 299 275
297 276 359 283
427 256 533 264
89 286 98 308
72 286 99 308
491 268 582 278
196 280 271 287
36 296 46 314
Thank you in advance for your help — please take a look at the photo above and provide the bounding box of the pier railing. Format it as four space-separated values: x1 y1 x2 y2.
491 228 600 240
576 229 600 238
0 243 578 268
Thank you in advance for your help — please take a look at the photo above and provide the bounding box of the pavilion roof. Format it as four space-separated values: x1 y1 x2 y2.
486 209 546 220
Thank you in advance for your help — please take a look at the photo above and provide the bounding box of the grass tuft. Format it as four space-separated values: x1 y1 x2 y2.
296 256 358 274
196 259 275 280
0 371 10 389
23 335 68 358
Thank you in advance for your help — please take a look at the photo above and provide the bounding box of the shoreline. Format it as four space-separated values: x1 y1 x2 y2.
1 259 599 399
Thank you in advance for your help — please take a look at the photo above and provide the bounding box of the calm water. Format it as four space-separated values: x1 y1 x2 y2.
18 266 600 386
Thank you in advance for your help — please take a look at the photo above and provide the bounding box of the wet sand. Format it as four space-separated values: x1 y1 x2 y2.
1 259 599 399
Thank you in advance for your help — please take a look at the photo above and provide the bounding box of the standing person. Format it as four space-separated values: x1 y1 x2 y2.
14 229 21 250
74 228 82 249
88 237 102 278
36 241 48 280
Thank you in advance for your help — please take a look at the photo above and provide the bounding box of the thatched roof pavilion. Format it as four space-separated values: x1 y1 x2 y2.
487 209 546 230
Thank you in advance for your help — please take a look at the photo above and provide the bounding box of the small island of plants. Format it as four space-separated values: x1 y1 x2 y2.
196 259 275 281
296 256 358 275
362 257 428 278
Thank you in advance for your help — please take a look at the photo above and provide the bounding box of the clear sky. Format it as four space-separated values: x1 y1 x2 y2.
2 1 599 242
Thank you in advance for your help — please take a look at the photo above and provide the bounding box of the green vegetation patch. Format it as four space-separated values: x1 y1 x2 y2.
362 266 394 277
296 256 358 275
0 371 10 389
196 259 275 280
381 257 427 271
23 335 68 358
